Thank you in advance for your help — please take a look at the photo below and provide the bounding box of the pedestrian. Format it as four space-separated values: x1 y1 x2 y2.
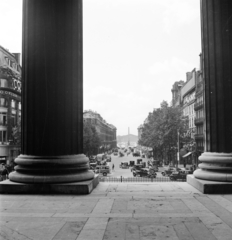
112 164 114 171
1 164 8 181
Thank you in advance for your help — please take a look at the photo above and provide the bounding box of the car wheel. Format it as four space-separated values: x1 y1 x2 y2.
103 172 107 176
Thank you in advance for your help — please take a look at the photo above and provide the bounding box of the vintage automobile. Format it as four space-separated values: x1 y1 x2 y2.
94 165 111 176
106 154 112 162
119 152 124 157
129 160 135 167
89 162 97 171
131 164 143 172
119 161 129 169
132 168 157 178
133 152 140 157
169 170 189 181
161 166 181 176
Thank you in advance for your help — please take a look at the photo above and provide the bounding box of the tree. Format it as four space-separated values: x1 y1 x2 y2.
83 121 102 156
139 101 191 164
12 121 21 145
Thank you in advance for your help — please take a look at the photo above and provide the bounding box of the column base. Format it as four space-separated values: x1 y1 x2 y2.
0 175 99 194
187 174 232 194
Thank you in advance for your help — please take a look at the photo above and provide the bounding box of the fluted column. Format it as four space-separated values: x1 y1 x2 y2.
9 0 94 183
194 0 232 181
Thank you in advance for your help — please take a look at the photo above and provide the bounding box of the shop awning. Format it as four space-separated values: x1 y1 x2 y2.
182 152 192 158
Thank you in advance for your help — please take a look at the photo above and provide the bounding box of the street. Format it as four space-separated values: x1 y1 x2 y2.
107 152 164 178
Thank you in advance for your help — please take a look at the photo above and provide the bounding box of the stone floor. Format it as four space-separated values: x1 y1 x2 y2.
1 182 232 239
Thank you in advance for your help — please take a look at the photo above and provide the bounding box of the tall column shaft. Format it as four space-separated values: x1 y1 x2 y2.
194 0 232 181
202 0 232 152
9 0 94 183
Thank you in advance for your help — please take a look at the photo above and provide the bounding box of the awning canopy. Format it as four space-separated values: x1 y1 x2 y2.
182 152 192 158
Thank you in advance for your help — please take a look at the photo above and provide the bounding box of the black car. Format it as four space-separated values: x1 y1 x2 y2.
133 152 140 157
161 167 181 176
132 168 156 178
131 164 143 172
169 170 189 181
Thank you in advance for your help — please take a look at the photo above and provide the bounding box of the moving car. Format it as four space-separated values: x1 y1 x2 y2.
133 152 140 157
131 164 143 172
132 168 157 178
119 161 129 169
169 170 189 181
106 154 112 162
161 166 181 176
94 165 111 176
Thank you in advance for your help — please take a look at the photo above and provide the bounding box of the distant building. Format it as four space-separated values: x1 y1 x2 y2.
194 53 205 159
83 110 117 150
181 69 197 139
0 45 22 164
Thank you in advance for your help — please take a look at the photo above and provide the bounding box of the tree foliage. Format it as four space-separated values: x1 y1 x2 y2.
138 101 191 155
83 121 102 156
12 121 21 145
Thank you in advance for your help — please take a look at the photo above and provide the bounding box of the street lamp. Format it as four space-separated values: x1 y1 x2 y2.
177 130 180 168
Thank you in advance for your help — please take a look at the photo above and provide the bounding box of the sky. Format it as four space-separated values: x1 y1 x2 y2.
0 0 201 136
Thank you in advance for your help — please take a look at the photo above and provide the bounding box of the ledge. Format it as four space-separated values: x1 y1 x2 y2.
187 174 232 194
0 175 99 194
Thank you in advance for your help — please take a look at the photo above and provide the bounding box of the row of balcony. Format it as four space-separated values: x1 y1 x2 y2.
194 101 204 110
194 117 204 125
194 133 204 139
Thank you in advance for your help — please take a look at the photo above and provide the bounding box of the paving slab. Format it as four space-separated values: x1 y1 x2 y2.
1 182 232 240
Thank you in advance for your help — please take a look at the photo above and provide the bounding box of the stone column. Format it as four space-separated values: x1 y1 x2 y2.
193 0 232 182
9 0 94 183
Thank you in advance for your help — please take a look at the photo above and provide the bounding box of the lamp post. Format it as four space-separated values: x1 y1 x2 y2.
177 130 180 168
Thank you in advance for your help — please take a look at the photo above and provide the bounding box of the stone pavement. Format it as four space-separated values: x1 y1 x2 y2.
1 182 232 240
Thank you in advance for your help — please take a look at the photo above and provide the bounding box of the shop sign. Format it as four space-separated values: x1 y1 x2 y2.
0 90 19 99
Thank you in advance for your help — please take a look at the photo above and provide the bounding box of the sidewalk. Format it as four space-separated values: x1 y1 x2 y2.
1 182 232 239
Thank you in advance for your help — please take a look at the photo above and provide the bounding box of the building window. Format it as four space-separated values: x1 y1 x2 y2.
0 112 7 125
18 102 21 110
11 99 16 109
0 79 8 88
0 130 7 143
0 98 8 107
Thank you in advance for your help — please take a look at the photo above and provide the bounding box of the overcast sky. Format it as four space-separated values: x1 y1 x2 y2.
0 0 201 136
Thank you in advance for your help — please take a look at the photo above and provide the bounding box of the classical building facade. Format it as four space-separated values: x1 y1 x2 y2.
181 69 197 139
83 110 117 150
0 0 231 194
0 46 21 164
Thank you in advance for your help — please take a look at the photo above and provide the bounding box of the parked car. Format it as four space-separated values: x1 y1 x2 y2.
113 152 118 156
119 161 129 169
133 152 140 157
129 160 135 167
132 168 157 178
95 165 110 176
169 170 189 181
106 154 111 162
89 162 97 171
